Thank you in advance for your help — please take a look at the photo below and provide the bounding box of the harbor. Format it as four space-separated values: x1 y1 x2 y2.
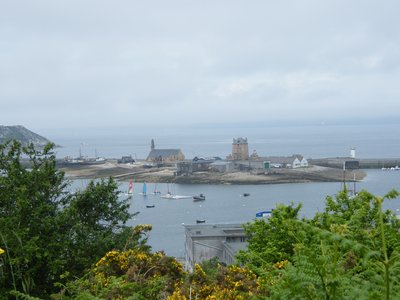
66 169 400 258
57 137 400 185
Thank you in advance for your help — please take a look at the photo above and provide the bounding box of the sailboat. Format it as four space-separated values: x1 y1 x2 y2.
139 182 147 196
122 180 133 196
161 183 191 199
161 184 173 199
152 183 161 195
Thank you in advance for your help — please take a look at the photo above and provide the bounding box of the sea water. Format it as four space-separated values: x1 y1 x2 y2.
69 170 400 258
125 170 400 258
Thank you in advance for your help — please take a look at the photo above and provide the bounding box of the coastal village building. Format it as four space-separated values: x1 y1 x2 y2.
209 161 234 172
265 155 309 168
233 154 308 170
177 158 234 175
249 150 260 161
176 157 215 175
146 139 185 163
184 223 247 272
117 155 135 164
227 137 249 161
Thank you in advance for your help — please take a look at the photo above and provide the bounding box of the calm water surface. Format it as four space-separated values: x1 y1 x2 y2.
82 169 400 258
47 122 400 159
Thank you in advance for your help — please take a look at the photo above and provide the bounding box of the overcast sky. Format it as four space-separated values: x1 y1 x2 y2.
1 0 399 131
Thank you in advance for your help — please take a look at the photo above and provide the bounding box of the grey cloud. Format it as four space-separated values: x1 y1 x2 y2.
1 0 399 129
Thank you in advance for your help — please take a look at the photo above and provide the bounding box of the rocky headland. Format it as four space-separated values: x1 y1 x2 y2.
0 125 53 147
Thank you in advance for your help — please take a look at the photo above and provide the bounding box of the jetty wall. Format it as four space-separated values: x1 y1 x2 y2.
309 158 400 169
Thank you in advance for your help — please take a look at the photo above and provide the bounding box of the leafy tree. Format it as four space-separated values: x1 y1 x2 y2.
0 141 140 298
0 141 69 297
239 189 400 299
237 203 302 272
59 178 139 279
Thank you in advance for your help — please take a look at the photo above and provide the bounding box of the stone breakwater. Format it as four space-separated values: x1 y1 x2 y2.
309 158 400 169
59 160 366 185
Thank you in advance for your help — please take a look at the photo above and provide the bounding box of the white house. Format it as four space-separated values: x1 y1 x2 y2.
265 155 308 169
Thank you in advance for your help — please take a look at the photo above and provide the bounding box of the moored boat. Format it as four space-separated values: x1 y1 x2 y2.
161 192 192 199
139 182 147 196
256 210 272 218
193 193 206 201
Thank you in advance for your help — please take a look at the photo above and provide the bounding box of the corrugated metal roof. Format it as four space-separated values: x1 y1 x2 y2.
264 155 300 164
210 161 233 166
184 224 245 237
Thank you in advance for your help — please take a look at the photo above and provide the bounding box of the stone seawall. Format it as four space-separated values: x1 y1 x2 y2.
309 158 400 169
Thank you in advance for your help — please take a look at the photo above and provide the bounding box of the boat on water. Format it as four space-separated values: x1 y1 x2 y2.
160 184 191 199
152 183 161 195
256 210 272 218
173 195 192 199
193 193 206 201
242 193 250 197
139 182 147 196
121 180 134 196
146 204 155 208
196 219 206 224
382 166 400 171
161 192 192 199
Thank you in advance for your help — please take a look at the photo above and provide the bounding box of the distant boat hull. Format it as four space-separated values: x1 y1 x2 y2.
256 210 272 218
193 194 206 201
161 193 192 199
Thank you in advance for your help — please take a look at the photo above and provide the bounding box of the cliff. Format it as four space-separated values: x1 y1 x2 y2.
0 125 53 147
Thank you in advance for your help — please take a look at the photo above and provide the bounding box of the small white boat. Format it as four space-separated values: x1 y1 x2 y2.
161 192 191 199
161 184 191 199
256 210 272 218
161 192 173 199
173 195 192 199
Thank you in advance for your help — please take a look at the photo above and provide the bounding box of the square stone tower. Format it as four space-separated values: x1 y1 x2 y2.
232 137 249 160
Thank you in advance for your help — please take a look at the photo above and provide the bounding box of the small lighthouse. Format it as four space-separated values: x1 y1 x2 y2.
350 147 356 159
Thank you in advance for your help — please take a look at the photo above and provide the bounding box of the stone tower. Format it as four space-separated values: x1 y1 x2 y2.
231 137 249 160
